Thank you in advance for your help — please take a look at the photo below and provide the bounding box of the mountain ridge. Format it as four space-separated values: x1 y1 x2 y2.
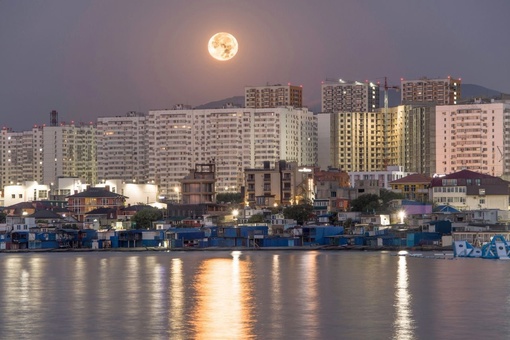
195 84 506 112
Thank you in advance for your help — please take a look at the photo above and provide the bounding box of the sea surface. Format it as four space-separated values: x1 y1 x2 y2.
0 250 509 340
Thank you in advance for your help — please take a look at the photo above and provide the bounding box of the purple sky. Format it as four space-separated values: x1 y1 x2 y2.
1 0 509 130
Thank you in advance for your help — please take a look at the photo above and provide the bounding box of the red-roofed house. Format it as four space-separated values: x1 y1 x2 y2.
429 170 510 210
390 174 432 202
66 187 127 222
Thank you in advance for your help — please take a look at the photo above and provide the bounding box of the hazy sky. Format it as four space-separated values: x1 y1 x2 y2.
1 0 509 130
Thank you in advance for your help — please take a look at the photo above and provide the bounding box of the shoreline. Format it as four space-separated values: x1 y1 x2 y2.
0 245 454 254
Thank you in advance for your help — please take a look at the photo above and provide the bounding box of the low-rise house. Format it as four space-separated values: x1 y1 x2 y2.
84 207 118 229
66 187 127 222
390 173 432 202
430 169 510 211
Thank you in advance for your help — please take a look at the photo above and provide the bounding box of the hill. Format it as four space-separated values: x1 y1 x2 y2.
460 84 503 100
197 84 506 112
195 96 244 109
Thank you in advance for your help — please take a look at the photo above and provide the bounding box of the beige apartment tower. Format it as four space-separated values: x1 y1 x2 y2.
245 84 303 108
401 77 461 105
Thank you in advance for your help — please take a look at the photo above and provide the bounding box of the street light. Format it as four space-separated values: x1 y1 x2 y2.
174 186 180 203
398 210 406 224
233 209 239 225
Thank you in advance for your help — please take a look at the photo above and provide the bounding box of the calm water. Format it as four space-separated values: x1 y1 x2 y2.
0 250 509 340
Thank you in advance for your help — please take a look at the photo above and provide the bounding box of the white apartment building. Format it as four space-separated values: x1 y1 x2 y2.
245 84 303 108
321 79 380 113
349 166 410 190
401 76 461 105
435 101 510 176
147 107 317 199
42 123 97 186
97 112 147 183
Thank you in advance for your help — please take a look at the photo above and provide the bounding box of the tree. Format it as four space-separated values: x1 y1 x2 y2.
248 214 265 223
0 212 5 223
131 207 163 229
216 192 243 204
350 194 380 213
283 203 314 225
379 188 404 206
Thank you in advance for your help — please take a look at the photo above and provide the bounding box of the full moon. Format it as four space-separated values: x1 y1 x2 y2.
208 32 238 61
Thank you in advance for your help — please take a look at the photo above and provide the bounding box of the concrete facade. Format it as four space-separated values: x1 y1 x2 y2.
148 107 317 199
435 102 510 176
97 112 148 183
401 77 461 105
245 84 303 108
321 79 380 113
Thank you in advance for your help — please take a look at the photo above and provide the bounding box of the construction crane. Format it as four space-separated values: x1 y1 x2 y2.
382 77 400 168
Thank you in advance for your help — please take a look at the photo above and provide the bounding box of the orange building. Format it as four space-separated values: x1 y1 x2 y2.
66 187 126 222
390 174 432 202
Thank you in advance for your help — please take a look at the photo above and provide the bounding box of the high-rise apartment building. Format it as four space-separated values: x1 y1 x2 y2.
42 123 97 186
330 110 386 172
321 79 380 113
435 101 510 176
245 84 303 108
1 122 97 190
404 103 436 176
401 77 461 105
97 112 147 183
147 106 317 199
244 84 303 108
0 127 44 188
327 104 439 176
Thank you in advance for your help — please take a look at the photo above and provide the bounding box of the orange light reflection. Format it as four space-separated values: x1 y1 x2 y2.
191 251 254 339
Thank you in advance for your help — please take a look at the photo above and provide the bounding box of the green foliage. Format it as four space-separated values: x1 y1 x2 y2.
349 194 381 213
248 214 265 223
216 192 243 204
283 203 314 225
0 212 6 223
131 207 163 229
379 188 404 205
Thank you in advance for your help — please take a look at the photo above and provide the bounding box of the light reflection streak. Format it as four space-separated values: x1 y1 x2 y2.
169 258 185 339
71 256 86 337
393 256 415 339
123 256 141 334
270 254 283 338
191 251 254 339
147 257 165 332
298 252 319 338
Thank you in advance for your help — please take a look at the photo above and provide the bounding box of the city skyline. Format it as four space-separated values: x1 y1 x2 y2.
1 0 510 131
